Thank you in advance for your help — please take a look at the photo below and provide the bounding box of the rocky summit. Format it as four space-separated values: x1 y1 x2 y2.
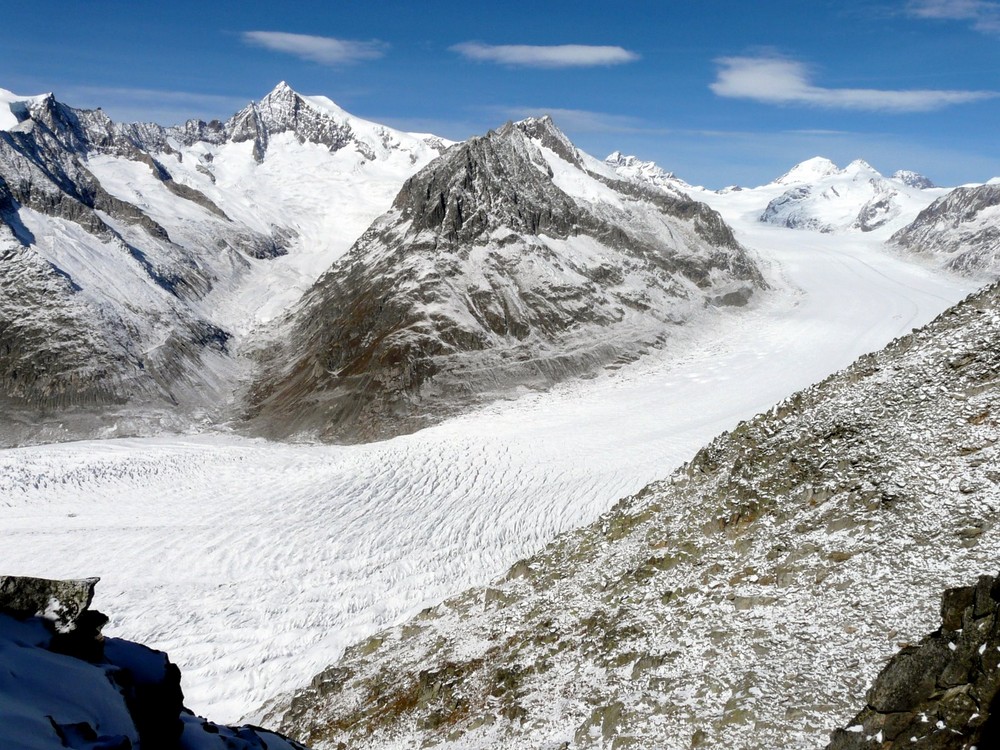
0 574 310 750
247 116 763 441
259 281 1000 749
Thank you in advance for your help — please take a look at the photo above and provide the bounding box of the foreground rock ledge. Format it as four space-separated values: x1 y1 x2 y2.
828 572 1000 749
0 574 310 750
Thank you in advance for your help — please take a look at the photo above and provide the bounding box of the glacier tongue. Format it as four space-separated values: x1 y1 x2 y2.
0 186 978 723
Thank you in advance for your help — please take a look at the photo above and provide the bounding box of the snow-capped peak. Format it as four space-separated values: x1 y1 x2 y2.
773 156 840 185
892 170 936 189
842 158 880 177
603 151 693 196
0 87 49 131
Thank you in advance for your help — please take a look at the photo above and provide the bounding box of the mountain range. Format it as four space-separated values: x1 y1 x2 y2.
3 82 1000 749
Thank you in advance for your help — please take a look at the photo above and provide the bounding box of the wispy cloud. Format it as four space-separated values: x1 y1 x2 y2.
710 56 997 112
451 42 639 68
907 0 1000 32
242 31 387 65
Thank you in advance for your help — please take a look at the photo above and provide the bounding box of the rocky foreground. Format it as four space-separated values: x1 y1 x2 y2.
259 281 1000 749
829 571 1000 749
0 575 309 750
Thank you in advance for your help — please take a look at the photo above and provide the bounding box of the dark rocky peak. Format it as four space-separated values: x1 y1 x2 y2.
924 182 1000 222
892 169 936 189
828 572 1000 749
510 115 582 168
227 82 356 162
391 118 582 242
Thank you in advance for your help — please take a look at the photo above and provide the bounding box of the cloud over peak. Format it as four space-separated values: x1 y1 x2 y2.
242 31 387 65
710 56 997 112
450 42 639 68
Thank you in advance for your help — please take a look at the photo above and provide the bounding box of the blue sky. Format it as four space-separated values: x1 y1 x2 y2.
2 0 998 187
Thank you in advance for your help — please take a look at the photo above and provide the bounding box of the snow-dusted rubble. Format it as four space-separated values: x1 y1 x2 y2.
261 280 1000 750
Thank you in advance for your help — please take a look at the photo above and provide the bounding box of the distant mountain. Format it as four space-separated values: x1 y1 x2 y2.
604 151 694 197
890 182 1000 277
259 279 1000 749
246 117 764 442
0 83 446 445
759 158 941 234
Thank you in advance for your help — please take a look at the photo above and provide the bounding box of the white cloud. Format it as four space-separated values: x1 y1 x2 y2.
710 56 997 112
907 0 1000 32
450 42 639 68
242 31 387 65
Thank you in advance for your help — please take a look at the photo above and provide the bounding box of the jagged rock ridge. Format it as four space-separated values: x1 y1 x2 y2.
246 117 764 441
891 182 1000 277
260 281 1000 749
0 575 310 750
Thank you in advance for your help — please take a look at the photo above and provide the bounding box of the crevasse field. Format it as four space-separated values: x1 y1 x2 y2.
0 189 979 722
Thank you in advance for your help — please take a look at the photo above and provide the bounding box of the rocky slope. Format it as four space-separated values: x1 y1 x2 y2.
890 182 1000 277
0 575 309 750
758 158 940 234
246 117 764 441
0 83 445 446
259 280 1000 749
828 571 1000 749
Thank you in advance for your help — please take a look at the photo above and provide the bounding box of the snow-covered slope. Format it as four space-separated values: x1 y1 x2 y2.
0 575 309 750
758 158 943 234
260 280 1000 750
246 117 763 442
890 182 1000 276
0 83 447 446
0 193 976 723
603 151 694 198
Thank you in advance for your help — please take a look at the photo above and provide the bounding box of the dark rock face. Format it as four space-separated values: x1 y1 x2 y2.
827 573 1000 750
0 574 99 632
0 575 310 750
891 183 1000 276
247 117 763 442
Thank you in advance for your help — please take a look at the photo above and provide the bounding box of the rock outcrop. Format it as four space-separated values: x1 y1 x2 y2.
828 572 1000 749
0 575 309 750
